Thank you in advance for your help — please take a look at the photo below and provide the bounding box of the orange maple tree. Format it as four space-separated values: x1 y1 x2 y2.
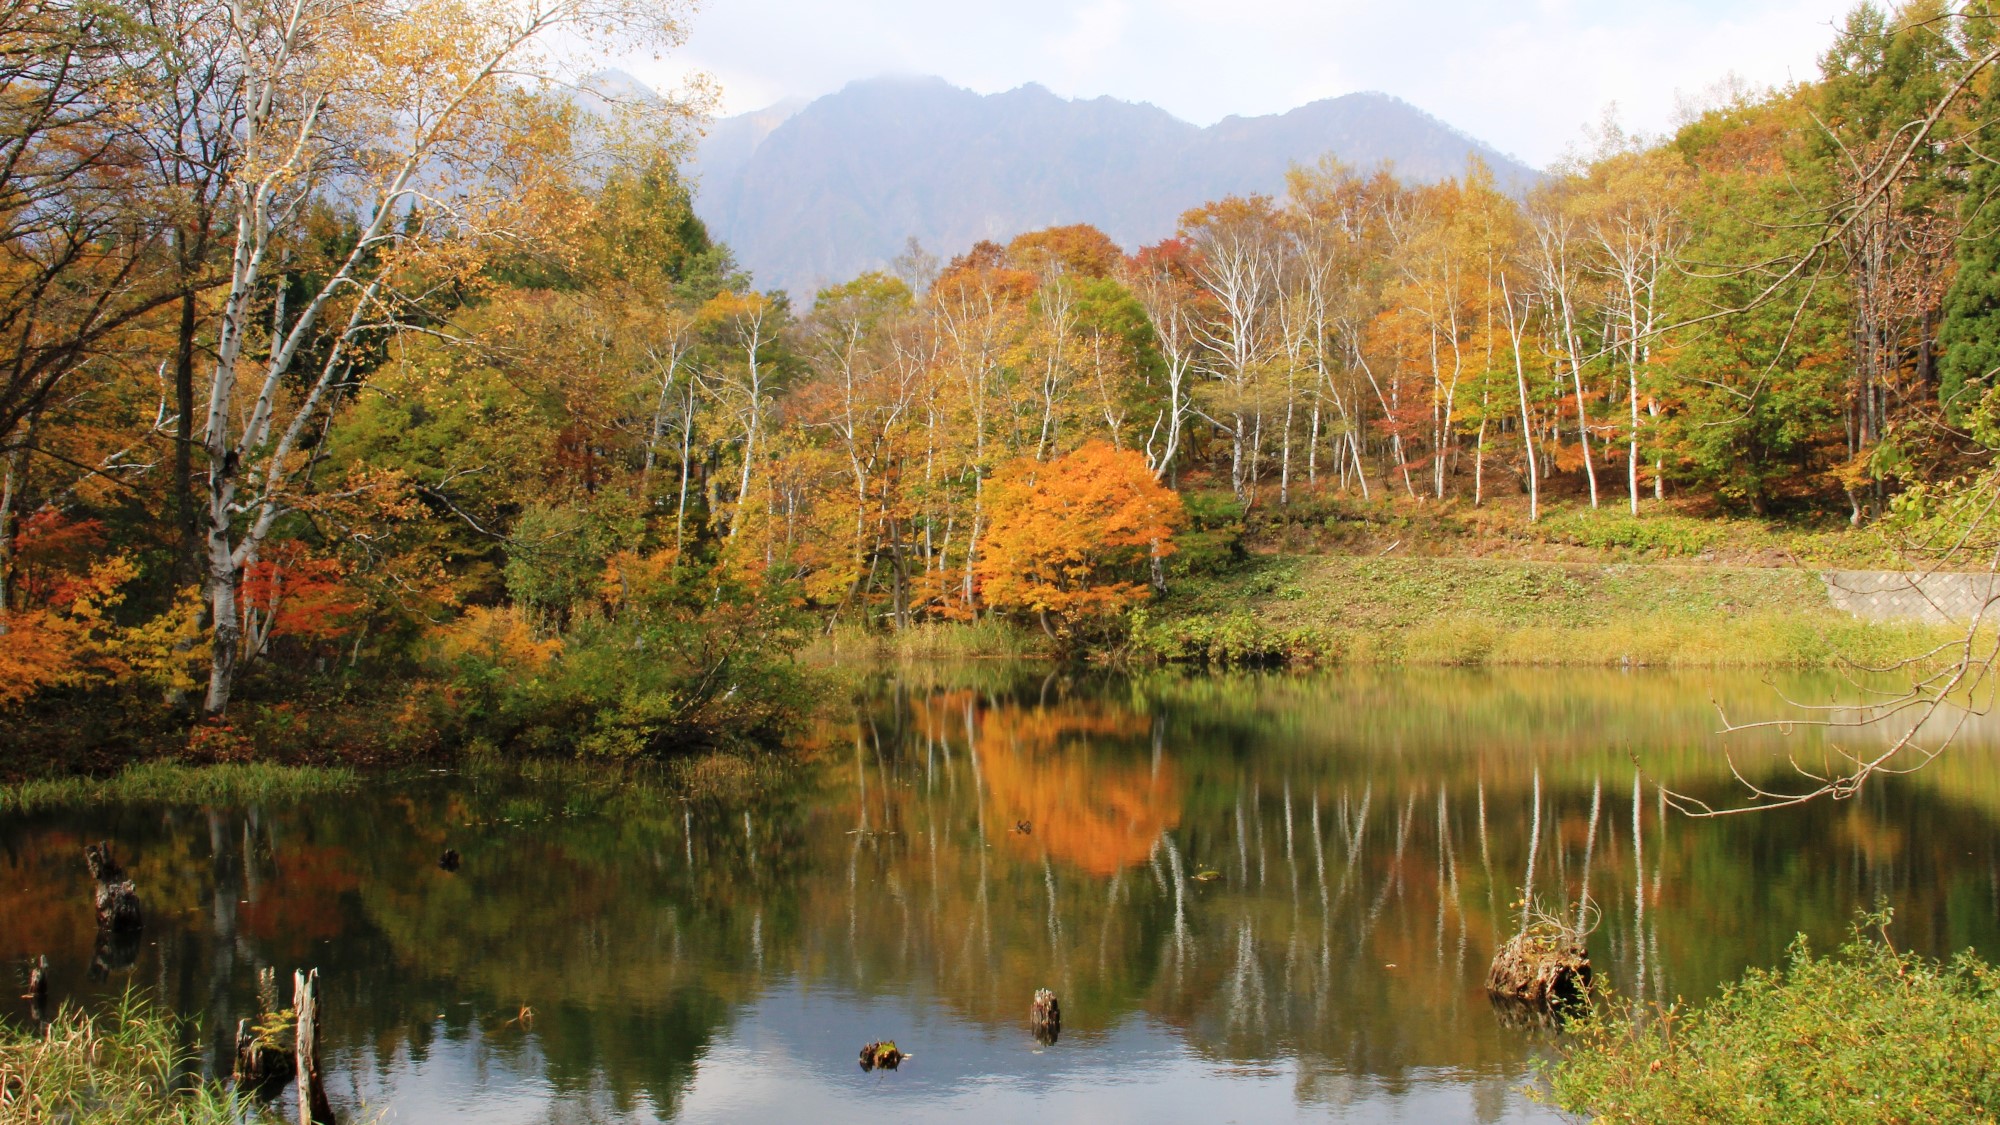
975 441 1183 629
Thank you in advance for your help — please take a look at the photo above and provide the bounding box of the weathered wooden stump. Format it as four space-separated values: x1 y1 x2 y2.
234 968 297 1096
295 969 336 1125
89 926 140 979
1030 989 1061 1045
84 842 142 932
858 1041 904 1071
234 1017 297 1092
24 955 47 1022
1485 927 1593 1013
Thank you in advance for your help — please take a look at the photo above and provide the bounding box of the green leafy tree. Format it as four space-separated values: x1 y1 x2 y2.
1661 95 1851 514
1938 150 2000 419
1936 5 2000 420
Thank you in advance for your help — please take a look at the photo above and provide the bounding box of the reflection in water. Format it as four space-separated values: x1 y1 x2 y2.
4 667 2000 1123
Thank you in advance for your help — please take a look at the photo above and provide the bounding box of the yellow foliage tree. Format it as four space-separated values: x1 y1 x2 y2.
0 556 207 706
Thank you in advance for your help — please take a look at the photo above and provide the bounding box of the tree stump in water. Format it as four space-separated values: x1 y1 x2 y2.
24 955 46 1023
89 927 141 979
235 968 297 1095
1485 924 1593 1012
84 842 142 932
1030 989 1061 1045
234 1017 297 1093
858 1041 904 1071
294 969 335 1125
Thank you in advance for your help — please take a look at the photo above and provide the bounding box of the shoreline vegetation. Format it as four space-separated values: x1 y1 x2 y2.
0 761 358 815
0 752 801 814
1545 914 2000 1123
5 506 1969 787
803 500 1966 672
1129 553 1965 670
0 995 244 1125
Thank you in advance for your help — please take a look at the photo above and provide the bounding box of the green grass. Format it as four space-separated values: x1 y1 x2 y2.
1137 556 1967 668
0 994 252 1124
1544 914 2000 1123
0 761 359 815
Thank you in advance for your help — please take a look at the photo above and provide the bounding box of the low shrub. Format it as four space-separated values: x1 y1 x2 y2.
1545 913 2000 1124
1168 490 1248 578
1127 609 1324 666
1540 510 1728 557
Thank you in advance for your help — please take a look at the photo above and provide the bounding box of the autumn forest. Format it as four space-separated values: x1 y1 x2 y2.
5 0 2000 764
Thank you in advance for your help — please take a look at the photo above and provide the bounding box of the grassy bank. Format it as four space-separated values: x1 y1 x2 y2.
0 995 244 1125
1133 555 1963 668
1236 494 1900 569
0 761 359 815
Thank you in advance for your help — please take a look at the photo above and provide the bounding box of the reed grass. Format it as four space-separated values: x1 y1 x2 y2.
0 994 245 1125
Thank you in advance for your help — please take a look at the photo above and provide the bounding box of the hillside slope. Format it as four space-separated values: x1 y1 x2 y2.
691 76 1541 297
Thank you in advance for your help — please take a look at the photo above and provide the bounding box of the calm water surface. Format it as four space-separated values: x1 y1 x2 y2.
7 667 2000 1123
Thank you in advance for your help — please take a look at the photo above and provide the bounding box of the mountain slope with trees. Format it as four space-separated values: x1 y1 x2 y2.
691 76 1541 297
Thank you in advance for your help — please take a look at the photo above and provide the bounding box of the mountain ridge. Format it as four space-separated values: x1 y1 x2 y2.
689 76 1542 299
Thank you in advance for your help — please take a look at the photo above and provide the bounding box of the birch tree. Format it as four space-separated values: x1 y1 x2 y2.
196 0 697 713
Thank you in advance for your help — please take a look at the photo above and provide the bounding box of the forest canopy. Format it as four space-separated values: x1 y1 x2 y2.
4 0 2000 760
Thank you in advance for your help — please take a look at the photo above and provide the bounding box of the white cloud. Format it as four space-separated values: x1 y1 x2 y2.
611 0 1863 167
1049 0 1134 84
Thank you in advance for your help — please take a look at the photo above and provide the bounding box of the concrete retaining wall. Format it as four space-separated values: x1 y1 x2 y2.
1821 570 2000 625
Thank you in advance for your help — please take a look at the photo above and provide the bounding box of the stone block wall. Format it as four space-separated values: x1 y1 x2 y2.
1821 570 2000 625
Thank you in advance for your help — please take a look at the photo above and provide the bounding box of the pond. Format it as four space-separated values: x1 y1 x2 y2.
6 666 2000 1123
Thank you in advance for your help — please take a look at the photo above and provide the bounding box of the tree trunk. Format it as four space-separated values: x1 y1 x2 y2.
295 969 335 1125
0 433 25 634
204 501 240 715
175 291 200 585
1627 363 1641 516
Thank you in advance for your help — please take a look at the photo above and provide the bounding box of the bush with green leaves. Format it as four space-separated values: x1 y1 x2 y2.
1167 490 1247 578
1545 912 2000 1124
502 498 645 629
429 559 810 760
1540 510 1728 558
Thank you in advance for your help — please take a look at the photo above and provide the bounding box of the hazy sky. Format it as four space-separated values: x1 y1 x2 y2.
620 0 1863 169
